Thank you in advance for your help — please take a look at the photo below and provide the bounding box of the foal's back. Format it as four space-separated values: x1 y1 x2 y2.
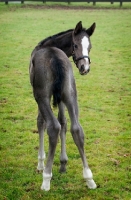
30 47 74 106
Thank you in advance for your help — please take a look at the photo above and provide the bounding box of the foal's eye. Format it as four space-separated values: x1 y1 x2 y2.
74 44 78 49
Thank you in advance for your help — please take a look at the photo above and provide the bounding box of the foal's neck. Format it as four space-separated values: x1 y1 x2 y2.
33 30 73 57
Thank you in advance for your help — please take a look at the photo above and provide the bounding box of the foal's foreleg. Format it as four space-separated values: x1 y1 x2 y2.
37 111 46 171
71 124 97 189
58 102 68 173
67 103 97 189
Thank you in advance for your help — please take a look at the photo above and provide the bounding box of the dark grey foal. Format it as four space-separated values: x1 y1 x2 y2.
29 47 96 191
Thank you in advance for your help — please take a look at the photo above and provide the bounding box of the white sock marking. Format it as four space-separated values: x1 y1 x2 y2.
37 154 46 171
83 168 97 189
41 172 52 191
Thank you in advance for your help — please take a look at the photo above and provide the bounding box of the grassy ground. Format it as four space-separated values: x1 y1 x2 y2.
0 3 131 200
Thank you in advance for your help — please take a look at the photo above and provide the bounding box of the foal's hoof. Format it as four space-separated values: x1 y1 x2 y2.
59 160 67 173
37 165 45 171
59 166 66 173
37 161 45 171
83 168 97 189
41 182 50 191
37 168 44 172
41 172 52 191
86 179 97 189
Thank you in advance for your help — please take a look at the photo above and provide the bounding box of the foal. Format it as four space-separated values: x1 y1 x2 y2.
30 47 96 191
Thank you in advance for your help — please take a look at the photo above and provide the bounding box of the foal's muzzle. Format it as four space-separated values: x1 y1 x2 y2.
80 65 90 75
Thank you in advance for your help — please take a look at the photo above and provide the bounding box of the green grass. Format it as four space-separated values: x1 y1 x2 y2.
0 3 131 200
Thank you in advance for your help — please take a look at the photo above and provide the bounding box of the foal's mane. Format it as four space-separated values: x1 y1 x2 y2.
37 27 87 48
38 29 73 47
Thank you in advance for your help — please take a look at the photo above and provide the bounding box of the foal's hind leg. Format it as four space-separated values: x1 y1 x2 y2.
58 102 68 173
36 100 61 191
66 100 97 189
41 117 61 191
37 110 46 171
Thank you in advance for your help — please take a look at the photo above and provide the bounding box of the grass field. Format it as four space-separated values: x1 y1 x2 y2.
0 3 131 200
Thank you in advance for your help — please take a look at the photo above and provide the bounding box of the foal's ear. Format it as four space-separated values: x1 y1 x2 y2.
86 23 96 37
74 21 83 35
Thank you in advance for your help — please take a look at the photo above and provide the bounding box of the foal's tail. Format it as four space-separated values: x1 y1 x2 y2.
29 51 36 87
51 56 65 107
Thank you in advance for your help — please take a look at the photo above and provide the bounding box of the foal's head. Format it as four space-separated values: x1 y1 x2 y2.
72 21 96 75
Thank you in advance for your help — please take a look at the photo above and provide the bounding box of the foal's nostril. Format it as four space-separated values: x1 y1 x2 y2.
87 68 90 73
81 65 90 73
81 65 85 72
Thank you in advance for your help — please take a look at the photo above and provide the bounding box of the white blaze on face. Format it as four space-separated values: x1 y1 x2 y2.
81 36 90 70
